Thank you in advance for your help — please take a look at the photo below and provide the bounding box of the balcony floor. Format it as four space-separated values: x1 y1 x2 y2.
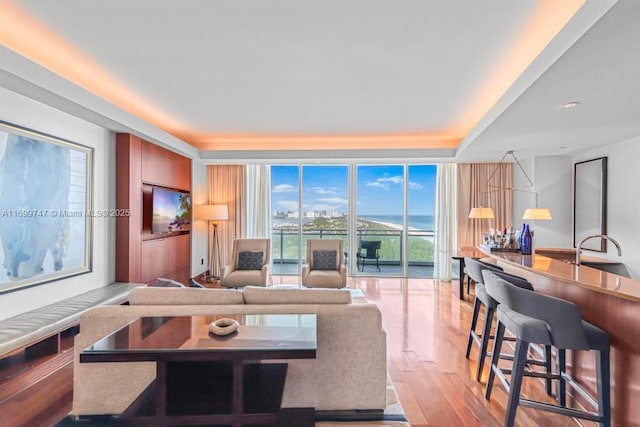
271 262 434 277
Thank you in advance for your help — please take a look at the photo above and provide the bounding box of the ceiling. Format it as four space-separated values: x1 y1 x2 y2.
1 0 638 162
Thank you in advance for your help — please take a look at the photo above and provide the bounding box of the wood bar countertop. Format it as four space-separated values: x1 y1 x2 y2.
478 245 639 426
478 247 639 302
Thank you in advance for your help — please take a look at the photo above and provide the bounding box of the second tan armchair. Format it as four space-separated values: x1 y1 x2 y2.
220 238 271 288
301 239 347 288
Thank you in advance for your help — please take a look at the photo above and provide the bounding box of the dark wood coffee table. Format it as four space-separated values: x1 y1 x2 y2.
80 314 317 426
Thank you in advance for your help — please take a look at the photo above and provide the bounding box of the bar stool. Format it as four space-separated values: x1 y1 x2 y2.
483 271 611 427
465 259 551 384
490 270 553 396
464 258 504 381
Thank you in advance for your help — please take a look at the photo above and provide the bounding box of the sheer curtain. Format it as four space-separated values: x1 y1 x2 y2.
433 163 457 280
457 163 513 249
246 164 271 238
208 165 246 276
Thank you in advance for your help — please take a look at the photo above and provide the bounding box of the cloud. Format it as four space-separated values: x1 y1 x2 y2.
366 181 391 191
366 175 402 191
311 186 336 195
366 175 423 190
317 197 348 205
378 176 404 184
273 184 296 193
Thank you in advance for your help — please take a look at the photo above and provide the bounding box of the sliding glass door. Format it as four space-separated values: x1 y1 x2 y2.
407 165 436 278
355 165 405 275
270 164 435 277
301 166 349 263
271 166 300 275
271 165 348 275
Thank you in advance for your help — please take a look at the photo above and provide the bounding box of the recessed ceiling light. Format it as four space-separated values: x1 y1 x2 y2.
559 101 580 109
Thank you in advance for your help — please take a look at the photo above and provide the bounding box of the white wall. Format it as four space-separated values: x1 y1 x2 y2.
513 156 534 229
0 88 115 321
532 156 573 248
513 155 573 248
515 141 640 279
573 136 640 278
191 161 209 277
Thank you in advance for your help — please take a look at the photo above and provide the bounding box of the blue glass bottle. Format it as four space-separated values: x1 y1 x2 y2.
521 224 532 255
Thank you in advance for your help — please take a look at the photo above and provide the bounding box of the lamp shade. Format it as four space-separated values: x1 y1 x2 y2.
468 207 495 219
522 208 552 220
196 204 228 221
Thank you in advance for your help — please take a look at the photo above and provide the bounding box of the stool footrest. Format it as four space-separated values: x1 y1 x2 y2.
520 399 603 423
561 372 599 409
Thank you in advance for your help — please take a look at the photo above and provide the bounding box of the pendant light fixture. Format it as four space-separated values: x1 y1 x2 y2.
469 150 552 221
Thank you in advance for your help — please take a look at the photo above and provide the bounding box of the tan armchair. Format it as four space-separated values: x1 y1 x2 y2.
220 238 271 288
301 239 347 288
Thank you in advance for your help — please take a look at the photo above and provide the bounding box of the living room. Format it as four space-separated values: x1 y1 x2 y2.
2 0 640 425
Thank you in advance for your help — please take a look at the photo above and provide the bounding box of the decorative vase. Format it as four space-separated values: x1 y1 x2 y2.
521 224 532 255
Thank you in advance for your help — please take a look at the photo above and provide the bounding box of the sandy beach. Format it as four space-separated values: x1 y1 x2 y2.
362 219 422 233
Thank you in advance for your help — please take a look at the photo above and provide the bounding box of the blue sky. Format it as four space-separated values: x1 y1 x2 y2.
271 165 436 216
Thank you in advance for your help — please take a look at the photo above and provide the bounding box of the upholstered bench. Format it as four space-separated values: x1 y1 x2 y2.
0 282 142 359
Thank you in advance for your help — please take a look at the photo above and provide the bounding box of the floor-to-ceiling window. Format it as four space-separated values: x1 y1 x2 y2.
270 164 436 277
271 166 300 274
407 165 436 278
301 165 349 265
271 165 348 275
355 165 405 275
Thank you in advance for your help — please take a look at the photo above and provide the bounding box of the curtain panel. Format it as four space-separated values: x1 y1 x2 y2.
208 165 246 276
246 164 271 238
433 163 457 281
457 163 513 249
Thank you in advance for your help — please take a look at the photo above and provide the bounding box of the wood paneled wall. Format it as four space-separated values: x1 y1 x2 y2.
116 134 191 284
141 141 191 191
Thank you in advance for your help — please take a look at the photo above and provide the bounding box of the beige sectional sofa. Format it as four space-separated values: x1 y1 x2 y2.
72 286 387 416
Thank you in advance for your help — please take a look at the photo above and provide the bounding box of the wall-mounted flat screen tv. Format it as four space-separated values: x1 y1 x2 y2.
151 187 191 234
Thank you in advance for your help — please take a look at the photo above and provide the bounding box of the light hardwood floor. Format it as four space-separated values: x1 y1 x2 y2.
1 276 593 426
346 276 590 427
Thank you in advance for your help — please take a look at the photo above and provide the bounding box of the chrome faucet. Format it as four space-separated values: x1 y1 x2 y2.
575 234 622 266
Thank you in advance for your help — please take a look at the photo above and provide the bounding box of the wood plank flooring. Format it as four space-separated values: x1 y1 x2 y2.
0 277 596 426
356 277 591 427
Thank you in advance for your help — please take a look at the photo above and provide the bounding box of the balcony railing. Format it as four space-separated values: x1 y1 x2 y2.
271 228 434 276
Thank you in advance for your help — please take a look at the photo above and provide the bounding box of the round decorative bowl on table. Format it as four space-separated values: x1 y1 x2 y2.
209 318 239 336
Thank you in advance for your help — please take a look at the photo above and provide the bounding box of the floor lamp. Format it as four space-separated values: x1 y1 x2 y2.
197 204 228 280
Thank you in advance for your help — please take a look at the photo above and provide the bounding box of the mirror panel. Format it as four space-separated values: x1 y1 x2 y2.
573 157 607 252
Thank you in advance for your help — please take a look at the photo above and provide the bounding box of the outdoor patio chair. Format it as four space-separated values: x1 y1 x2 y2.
356 240 381 272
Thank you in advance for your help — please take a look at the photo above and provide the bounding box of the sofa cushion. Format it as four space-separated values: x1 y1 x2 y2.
313 250 337 270
129 287 244 305
243 286 351 304
303 269 345 288
237 251 264 270
221 270 267 287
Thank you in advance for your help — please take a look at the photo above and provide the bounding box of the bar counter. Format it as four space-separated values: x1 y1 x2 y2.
479 248 639 302
478 247 640 425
